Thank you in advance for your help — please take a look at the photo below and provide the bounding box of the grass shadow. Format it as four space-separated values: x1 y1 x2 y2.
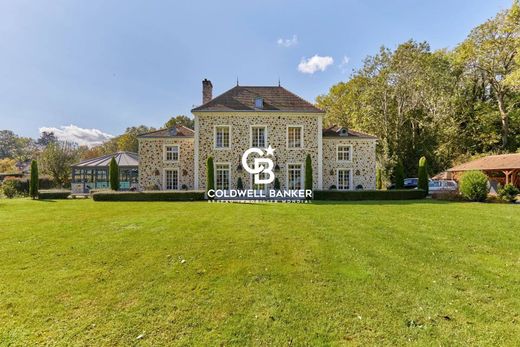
311 199 453 206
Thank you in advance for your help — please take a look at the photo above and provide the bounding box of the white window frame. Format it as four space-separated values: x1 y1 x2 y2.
163 144 180 162
336 168 353 190
214 162 231 190
336 144 353 162
214 125 231 149
163 168 179 190
250 125 268 149
286 125 304 149
286 162 303 190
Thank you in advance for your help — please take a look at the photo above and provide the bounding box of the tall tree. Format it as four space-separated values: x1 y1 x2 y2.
37 131 58 147
164 115 194 129
29 160 39 199
39 142 79 187
109 157 120 191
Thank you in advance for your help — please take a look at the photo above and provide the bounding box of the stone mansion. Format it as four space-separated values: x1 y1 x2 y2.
137 79 377 191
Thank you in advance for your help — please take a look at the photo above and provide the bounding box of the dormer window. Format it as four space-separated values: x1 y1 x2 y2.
255 97 264 109
338 128 348 136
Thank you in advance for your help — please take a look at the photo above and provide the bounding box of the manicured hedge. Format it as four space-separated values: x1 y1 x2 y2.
38 190 71 200
313 189 426 201
92 191 205 202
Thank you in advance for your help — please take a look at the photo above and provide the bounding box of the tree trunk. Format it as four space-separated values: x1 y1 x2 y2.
497 94 509 148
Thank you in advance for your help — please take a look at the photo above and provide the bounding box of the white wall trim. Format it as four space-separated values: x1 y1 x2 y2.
194 115 199 189
317 115 323 189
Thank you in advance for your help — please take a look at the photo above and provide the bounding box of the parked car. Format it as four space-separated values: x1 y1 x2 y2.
428 179 458 192
388 177 418 190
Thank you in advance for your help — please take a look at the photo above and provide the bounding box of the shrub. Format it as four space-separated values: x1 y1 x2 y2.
418 156 428 195
1 177 28 196
498 183 519 203
2 180 18 198
305 154 313 191
274 177 280 190
109 157 120 191
92 191 205 202
459 171 489 202
206 157 215 193
376 168 382 190
38 190 70 200
313 189 426 201
237 177 244 190
29 160 39 199
394 161 405 189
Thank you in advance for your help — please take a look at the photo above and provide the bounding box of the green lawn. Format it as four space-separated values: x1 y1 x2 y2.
0 199 519 346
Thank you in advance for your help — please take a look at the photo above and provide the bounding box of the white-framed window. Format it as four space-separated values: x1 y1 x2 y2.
337 144 352 162
215 163 230 190
164 145 179 162
337 169 352 190
214 125 230 149
287 126 303 149
251 126 267 148
287 163 303 190
164 169 179 190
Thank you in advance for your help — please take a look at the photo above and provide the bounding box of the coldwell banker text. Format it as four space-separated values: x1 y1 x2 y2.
207 189 313 202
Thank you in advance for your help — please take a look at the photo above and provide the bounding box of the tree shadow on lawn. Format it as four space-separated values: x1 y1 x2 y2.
36 199 57 203
311 199 453 206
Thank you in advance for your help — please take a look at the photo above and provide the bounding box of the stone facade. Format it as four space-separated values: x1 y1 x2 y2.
194 112 322 190
322 138 377 190
138 138 195 190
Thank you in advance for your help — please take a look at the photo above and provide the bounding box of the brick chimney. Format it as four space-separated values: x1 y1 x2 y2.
202 79 213 104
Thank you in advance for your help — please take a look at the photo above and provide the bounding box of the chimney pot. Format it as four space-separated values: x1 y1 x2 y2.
202 79 213 104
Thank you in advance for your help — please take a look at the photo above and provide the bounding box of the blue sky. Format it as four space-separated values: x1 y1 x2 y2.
0 0 512 144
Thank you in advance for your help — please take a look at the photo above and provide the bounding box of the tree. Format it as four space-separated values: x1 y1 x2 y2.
305 154 313 192
206 157 215 194
0 158 17 173
376 167 383 190
418 156 428 195
37 132 58 147
29 160 39 199
109 157 120 190
164 115 194 129
0 130 36 160
394 161 405 189
237 177 244 190
455 1 520 148
274 177 281 190
39 142 78 187
459 171 489 201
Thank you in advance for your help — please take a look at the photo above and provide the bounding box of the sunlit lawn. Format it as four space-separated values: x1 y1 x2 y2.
0 199 519 346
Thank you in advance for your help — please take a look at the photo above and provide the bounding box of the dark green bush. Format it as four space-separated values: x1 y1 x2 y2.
314 189 426 201
29 160 39 199
2 177 28 196
237 177 244 190
2 180 18 198
305 154 312 191
109 157 120 191
498 183 519 203
394 161 405 189
92 191 205 202
38 190 70 200
459 171 489 202
206 157 214 193
376 168 382 190
274 177 280 190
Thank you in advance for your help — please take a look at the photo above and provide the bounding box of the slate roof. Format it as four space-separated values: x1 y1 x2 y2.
191 85 324 113
447 153 520 171
137 125 195 138
322 125 378 139
72 151 139 168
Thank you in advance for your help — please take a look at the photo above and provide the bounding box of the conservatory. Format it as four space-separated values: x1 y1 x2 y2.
71 151 139 194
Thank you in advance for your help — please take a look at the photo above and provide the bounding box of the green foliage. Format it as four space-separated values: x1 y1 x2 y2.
498 183 519 203
164 115 194 129
274 177 281 190
0 158 18 173
1 180 18 198
39 142 78 187
304 154 313 191
237 177 244 190
92 191 205 201
459 171 489 201
38 190 70 200
314 189 426 201
394 161 405 189
109 157 120 191
29 160 39 199
206 157 215 193
376 167 382 190
418 156 428 195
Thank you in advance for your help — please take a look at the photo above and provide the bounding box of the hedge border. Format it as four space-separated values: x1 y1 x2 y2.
92 191 205 202
38 190 71 200
313 189 426 201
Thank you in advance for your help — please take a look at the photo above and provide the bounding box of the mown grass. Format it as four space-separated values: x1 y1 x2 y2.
0 199 519 346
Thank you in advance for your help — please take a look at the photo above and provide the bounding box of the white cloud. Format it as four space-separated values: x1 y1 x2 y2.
39 125 113 147
339 55 350 73
277 34 298 47
297 55 334 74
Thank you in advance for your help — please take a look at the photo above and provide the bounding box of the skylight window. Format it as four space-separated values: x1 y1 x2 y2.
255 97 264 109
